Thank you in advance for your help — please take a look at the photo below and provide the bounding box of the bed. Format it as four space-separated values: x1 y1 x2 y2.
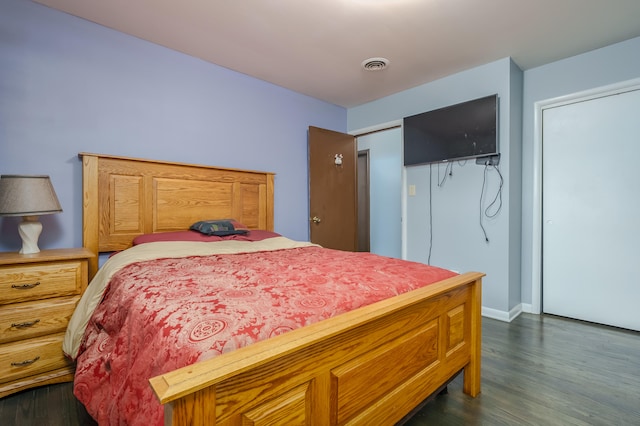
67 152 483 425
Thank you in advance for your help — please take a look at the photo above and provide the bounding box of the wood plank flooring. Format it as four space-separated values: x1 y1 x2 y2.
405 313 640 426
1 313 639 425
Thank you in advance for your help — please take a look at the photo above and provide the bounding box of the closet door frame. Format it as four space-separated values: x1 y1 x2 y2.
531 77 640 314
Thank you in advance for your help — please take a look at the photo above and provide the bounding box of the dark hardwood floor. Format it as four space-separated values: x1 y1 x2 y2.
405 313 640 426
0 381 96 426
1 313 639 425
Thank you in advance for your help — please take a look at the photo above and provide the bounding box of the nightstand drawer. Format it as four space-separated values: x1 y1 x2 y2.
0 333 72 385
0 260 85 305
0 296 79 345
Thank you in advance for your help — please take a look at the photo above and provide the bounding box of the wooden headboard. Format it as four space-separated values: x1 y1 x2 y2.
79 153 274 278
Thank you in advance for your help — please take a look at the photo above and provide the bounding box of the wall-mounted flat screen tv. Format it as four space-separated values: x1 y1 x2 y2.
403 94 498 166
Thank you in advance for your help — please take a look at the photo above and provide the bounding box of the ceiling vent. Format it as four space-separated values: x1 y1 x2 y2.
361 57 389 71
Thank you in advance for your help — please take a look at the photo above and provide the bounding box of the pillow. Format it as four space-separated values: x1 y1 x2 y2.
133 230 224 245
132 228 281 245
220 229 281 242
190 219 249 236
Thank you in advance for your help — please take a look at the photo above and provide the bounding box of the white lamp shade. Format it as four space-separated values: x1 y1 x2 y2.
0 175 62 254
0 175 63 216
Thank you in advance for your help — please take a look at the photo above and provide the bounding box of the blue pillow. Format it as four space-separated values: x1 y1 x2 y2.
190 219 249 236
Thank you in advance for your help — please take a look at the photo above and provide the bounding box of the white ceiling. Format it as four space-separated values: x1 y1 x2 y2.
34 0 640 108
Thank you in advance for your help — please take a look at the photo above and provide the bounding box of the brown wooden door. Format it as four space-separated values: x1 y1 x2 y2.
308 126 357 251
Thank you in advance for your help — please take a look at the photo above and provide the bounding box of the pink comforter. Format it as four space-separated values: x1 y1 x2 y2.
70 239 455 425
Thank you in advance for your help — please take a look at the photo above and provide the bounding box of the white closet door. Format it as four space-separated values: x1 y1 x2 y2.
542 88 640 331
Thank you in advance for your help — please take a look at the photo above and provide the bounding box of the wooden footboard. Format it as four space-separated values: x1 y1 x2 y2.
149 272 482 425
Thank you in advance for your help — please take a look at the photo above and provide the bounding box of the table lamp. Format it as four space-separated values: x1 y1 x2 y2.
0 175 63 254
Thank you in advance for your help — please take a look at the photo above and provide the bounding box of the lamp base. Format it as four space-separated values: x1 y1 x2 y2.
18 216 43 254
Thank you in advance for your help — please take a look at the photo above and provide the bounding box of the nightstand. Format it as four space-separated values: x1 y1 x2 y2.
0 248 93 398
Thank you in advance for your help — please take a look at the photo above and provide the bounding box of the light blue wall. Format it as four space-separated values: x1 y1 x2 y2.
508 60 523 312
521 36 640 306
0 0 346 252
348 58 524 318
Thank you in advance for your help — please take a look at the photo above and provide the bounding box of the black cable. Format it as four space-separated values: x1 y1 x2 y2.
428 163 433 265
437 162 453 187
479 166 490 242
484 164 504 218
479 163 504 243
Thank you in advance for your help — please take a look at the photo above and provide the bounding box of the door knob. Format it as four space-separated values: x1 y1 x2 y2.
311 216 321 224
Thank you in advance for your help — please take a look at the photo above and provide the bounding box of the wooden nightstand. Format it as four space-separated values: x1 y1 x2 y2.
0 248 93 398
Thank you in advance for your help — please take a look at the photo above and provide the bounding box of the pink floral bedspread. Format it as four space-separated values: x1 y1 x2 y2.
69 238 455 425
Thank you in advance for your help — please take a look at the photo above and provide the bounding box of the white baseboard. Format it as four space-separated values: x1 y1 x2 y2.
482 304 524 322
521 303 534 314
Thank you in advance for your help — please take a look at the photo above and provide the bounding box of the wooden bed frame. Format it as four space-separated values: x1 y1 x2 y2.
79 152 483 425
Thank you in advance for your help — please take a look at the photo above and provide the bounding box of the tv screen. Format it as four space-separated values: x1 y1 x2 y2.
403 94 498 166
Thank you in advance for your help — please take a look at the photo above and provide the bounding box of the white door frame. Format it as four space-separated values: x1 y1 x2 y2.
530 77 640 313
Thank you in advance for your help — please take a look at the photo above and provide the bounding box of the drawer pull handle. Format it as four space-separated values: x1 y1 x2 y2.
11 319 41 328
11 282 41 290
11 356 41 367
